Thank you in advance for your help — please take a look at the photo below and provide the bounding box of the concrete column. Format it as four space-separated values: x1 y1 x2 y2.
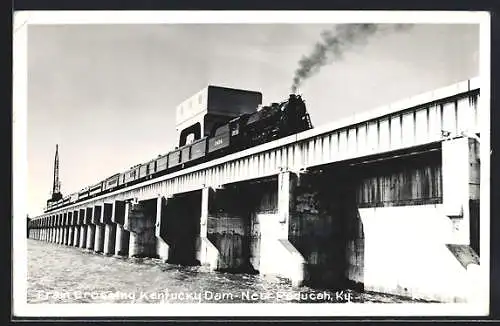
260 171 306 286
442 137 480 244
78 209 87 248
63 213 68 245
79 225 87 248
58 214 63 244
85 207 95 250
63 226 68 245
155 196 170 261
113 200 129 256
68 227 74 246
67 212 73 246
93 205 105 253
115 224 130 256
86 225 95 250
73 210 80 247
104 224 117 255
124 199 157 258
54 216 58 243
73 225 80 247
197 188 219 270
102 203 116 255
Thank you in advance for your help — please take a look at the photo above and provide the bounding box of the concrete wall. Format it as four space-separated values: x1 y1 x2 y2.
359 205 470 302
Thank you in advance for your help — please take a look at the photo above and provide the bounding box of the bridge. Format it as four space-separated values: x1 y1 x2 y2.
28 77 482 302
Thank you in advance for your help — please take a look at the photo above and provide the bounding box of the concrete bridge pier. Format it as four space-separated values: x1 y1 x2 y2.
101 203 116 256
49 221 54 242
93 205 105 253
262 171 307 286
54 215 58 243
61 213 67 245
112 200 129 257
59 214 64 244
155 196 170 261
85 207 95 250
124 199 157 258
72 210 80 247
197 187 219 271
79 209 87 248
57 214 63 244
63 212 70 246
47 217 51 242
67 212 74 246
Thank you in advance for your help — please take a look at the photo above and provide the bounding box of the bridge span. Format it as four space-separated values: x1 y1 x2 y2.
28 77 482 302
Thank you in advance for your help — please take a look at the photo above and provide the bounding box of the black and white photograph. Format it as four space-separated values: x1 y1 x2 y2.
13 11 490 318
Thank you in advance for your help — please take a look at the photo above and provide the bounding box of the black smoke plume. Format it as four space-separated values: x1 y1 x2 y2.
291 24 413 93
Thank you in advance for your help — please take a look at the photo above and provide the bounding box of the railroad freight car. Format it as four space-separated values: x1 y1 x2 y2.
45 87 313 213
89 182 102 197
122 165 141 185
102 173 120 192
78 187 90 200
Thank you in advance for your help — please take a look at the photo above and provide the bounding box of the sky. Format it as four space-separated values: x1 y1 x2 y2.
26 23 479 217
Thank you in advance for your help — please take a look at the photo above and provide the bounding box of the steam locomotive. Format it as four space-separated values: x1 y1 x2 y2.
45 93 313 212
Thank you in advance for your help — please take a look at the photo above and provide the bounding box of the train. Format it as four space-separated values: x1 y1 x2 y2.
45 93 313 212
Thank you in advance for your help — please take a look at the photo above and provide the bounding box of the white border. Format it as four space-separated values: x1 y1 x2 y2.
13 11 491 318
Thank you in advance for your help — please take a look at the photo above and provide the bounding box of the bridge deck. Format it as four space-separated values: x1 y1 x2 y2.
33 77 481 219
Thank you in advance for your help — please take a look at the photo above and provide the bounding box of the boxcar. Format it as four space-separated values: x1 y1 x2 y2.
123 166 140 184
180 145 191 164
155 154 169 173
168 150 181 168
62 196 71 205
148 160 156 175
103 173 120 192
70 193 78 203
78 187 90 200
191 138 207 161
89 182 102 197
208 125 230 153
139 163 149 179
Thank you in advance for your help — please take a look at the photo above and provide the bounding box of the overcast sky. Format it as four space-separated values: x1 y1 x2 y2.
27 23 479 216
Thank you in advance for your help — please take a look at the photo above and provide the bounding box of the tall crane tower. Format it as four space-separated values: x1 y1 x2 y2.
47 144 63 205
